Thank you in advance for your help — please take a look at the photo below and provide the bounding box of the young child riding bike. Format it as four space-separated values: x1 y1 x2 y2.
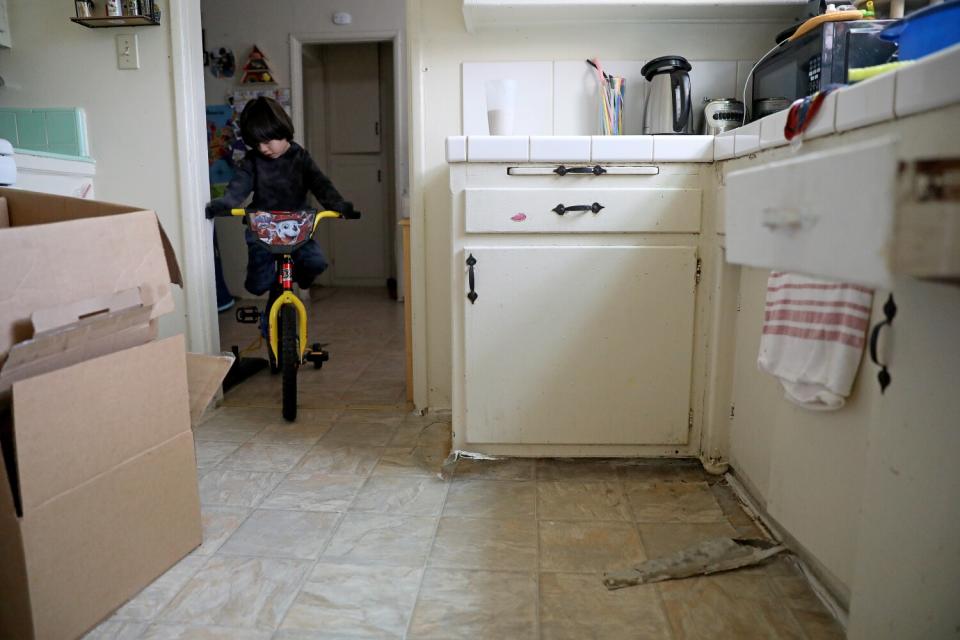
205 96 357 300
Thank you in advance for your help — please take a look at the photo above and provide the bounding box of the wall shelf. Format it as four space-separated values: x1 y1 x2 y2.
70 15 160 28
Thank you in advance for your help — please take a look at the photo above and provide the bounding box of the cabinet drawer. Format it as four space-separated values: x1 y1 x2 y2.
465 187 701 233
725 138 897 289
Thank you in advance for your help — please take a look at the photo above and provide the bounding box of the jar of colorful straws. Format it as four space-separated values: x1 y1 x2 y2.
588 59 625 135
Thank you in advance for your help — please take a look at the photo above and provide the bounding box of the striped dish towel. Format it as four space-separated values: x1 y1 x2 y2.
758 272 874 410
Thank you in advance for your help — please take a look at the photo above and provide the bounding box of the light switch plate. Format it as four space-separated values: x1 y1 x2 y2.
116 34 139 70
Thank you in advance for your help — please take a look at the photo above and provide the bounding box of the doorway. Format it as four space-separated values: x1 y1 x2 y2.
202 29 410 408
302 41 397 289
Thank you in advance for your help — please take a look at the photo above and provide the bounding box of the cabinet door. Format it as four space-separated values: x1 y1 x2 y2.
325 43 381 153
463 245 697 445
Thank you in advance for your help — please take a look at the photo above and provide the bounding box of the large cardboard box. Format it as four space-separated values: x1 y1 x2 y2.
0 189 231 639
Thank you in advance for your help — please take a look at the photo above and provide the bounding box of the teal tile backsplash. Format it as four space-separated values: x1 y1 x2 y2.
0 108 89 158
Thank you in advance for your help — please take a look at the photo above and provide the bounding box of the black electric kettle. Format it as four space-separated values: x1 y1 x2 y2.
641 56 693 135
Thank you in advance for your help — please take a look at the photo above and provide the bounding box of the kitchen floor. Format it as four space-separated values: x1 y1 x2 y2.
86 288 844 640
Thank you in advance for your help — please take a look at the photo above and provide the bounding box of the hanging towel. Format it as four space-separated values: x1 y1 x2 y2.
758 272 874 410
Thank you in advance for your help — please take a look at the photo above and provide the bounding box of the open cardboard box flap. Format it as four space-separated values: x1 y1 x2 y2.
0 288 157 403
186 352 234 423
0 189 182 363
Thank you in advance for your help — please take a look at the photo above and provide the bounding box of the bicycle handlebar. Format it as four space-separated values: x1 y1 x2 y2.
230 208 345 219
230 209 360 221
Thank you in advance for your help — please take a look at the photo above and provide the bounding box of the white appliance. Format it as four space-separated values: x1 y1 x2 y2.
12 150 95 198
0 138 16 185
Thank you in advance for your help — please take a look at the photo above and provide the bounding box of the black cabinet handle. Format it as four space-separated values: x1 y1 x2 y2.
552 202 605 215
466 254 478 304
553 165 607 176
868 294 897 393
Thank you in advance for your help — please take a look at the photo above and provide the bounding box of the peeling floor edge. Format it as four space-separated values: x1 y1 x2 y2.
724 472 850 630
438 449 501 480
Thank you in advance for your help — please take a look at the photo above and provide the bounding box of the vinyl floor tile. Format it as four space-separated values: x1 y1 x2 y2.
627 481 727 523
538 481 632 521
407 569 537 639
430 517 538 571
539 520 647 573
160 556 310 630
442 480 536 519
280 563 422 637
350 476 448 516
218 509 341 559
322 512 438 567
540 572 672 640
260 472 365 512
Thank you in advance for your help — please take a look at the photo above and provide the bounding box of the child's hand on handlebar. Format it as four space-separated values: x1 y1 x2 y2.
205 201 230 219
333 201 361 220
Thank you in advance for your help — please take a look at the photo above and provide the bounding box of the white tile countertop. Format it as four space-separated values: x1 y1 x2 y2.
447 42 960 164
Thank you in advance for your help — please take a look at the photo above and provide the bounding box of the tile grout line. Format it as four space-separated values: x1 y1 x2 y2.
268 413 390 636
269 507 350 636
157 418 289 630
534 462 543 640
402 454 453 640
626 460 679 640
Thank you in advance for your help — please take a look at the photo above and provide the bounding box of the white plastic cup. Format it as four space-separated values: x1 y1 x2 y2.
485 79 517 136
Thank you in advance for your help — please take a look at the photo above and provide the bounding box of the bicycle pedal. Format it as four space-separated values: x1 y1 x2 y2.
235 305 260 324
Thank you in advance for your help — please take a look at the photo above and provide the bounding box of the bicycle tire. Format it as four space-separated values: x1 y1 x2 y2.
280 304 298 422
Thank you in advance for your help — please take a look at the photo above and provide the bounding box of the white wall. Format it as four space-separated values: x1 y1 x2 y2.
407 0 784 408
0 0 188 340
201 0 406 297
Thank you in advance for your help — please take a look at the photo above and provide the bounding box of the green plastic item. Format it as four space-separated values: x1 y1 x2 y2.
0 108 89 159
848 61 912 83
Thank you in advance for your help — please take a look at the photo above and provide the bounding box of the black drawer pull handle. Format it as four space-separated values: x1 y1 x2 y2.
466 254 478 304
868 294 897 393
553 165 607 176
552 202 605 215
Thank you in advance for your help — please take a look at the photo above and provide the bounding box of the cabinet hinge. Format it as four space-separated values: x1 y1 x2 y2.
729 404 736 419
695 259 702 285
377 169 382 183
688 409 695 429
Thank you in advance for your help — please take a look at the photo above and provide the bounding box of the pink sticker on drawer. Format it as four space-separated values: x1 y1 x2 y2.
511 213 527 222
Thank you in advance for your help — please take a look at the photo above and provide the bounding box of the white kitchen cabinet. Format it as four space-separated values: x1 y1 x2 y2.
451 162 710 456
462 245 698 445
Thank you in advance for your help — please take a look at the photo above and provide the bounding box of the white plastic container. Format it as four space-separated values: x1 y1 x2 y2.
0 139 16 186
485 79 517 136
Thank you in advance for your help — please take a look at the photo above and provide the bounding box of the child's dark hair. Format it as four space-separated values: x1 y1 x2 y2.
239 96 294 147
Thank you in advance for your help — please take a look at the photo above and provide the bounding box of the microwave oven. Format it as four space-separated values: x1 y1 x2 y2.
751 20 897 119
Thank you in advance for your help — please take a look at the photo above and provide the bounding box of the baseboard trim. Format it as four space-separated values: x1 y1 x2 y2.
725 470 850 629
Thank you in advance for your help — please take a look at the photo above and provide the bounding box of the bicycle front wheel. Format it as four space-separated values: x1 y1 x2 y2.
280 304 299 421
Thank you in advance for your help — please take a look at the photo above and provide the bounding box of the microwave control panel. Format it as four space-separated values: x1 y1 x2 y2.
805 54 822 95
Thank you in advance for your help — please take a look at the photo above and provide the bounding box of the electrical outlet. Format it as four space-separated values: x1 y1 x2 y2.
116 34 139 70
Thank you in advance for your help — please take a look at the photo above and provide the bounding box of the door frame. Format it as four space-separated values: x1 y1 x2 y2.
170 0 219 355
290 30 404 231
290 31 424 406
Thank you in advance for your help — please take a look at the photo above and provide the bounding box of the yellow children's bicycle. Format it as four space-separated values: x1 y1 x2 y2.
230 207 358 421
